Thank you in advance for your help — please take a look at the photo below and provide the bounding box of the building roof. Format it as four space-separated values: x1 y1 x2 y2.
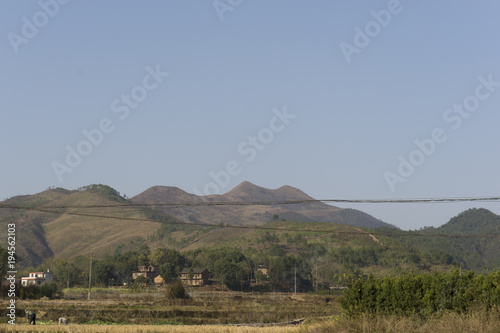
138 265 158 271
27 271 52 275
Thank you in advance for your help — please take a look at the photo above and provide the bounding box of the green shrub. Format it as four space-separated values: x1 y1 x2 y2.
19 282 57 299
166 280 188 299
340 269 500 318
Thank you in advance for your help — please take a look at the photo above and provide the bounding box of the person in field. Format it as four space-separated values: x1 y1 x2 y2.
26 309 36 325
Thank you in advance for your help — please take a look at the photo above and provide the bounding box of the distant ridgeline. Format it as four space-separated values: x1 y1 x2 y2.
379 208 500 270
1 183 499 277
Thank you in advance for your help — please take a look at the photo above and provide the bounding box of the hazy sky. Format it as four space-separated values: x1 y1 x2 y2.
1 1 499 230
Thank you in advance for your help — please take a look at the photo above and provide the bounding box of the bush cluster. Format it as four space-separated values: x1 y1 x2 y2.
166 280 188 299
18 282 58 299
340 269 500 318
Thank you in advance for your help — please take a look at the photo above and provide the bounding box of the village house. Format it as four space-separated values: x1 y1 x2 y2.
180 268 209 286
257 265 269 277
132 265 160 281
153 275 165 284
255 264 269 283
109 270 125 286
21 270 54 287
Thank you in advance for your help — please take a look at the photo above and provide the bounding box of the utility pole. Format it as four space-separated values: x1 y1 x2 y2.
88 254 93 300
294 266 297 295
314 261 318 292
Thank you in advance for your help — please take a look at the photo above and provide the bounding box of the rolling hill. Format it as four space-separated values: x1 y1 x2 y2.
131 181 396 229
0 185 169 268
386 208 500 270
2 183 497 273
0 182 394 268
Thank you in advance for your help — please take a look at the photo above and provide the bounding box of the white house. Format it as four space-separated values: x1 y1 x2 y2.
21 270 54 287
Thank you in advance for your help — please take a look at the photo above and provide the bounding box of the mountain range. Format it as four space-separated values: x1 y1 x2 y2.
0 182 392 267
130 181 394 229
391 208 500 270
1 182 498 271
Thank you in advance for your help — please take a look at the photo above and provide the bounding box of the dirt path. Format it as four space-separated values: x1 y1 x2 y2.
354 228 381 244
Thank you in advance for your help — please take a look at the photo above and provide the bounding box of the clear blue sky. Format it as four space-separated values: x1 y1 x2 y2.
1 0 499 230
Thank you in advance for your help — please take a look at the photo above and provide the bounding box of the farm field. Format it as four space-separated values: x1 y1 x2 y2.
2 290 500 332
0 290 339 329
2 311 500 333
0 324 301 333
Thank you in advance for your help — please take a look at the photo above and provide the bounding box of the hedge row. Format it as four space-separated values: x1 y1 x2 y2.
340 270 500 318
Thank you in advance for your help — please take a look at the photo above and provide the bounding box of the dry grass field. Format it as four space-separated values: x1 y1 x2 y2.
0 324 302 333
304 310 500 333
3 311 500 333
2 291 500 332
1 291 339 325
0 290 337 331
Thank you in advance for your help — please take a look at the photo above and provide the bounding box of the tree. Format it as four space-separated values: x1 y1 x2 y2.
166 280 188 299
35 257 85 288
0 246 8 278
152 248 185 282
267 244 286 257
269 255 312 291
137 254 149 267
149 248 184 267
134 275 147 286
111 250 142 282
19 283 57 300
213 261 245 290
160 262 179 281
93 260 114 286
194 247 250 290
53 258 82 288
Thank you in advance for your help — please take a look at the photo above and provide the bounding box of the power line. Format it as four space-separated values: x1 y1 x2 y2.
4 204 500 240
1 196 500 210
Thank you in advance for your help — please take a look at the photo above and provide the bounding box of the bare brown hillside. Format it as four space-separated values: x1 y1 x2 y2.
0 182 394 268
131 181 395 229
0 186 163 268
